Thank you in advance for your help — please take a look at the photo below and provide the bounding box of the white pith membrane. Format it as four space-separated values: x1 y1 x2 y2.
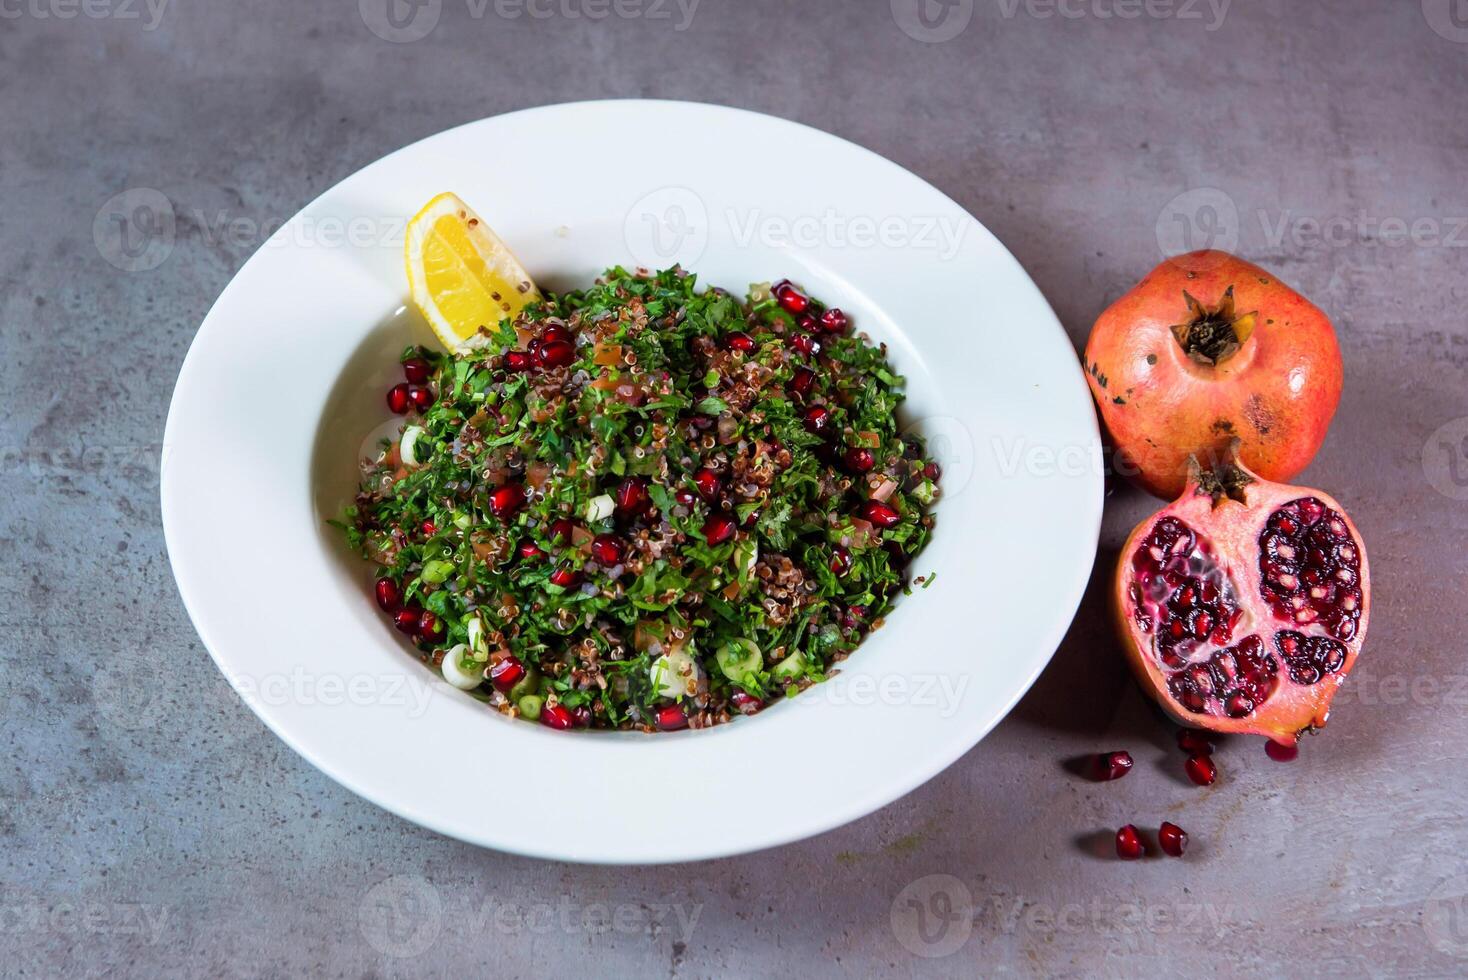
1125 485 1366 730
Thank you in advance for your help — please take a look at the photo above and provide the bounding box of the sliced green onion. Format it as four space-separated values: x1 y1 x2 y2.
715 638 762 682
400 425 426 467
517 694 544 721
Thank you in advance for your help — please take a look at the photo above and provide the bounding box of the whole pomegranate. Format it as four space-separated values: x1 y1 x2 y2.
1114 449 1369 745
1086 250 1342 498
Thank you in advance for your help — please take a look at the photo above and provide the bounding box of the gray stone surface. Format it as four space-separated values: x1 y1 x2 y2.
3 0 1466 976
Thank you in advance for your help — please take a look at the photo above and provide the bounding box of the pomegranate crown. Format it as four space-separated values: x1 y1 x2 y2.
1170 286 1258 367
1185 439 1256 507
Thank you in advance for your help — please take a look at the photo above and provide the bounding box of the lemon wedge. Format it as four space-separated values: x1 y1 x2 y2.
404 192 540 352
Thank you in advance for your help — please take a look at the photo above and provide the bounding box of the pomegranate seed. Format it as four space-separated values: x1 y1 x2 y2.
540 703 574 730
527 338 544 359
772 279 809 314
504 350 533 372
374 578 401 611
541 324 571 345
789 367 816 399
702 513 736 545
572 705 593 727
615 477 649 514
536 339 575 368
400 358 428 385
673 488 697 506
488 483 527 519
1158 822 1188 857
417 610 444 642
829 546 852 577
819 308 848 334
1115 825 1145 860
859 500 900 528
654 704 689 731
796 312 819 332
843 447 875 474
730 691 763 714
408 385 434 412
548 518 576 543
488 656 526 693
549 563 581 588
591 533 624 564
790 333 821 356
392 607 421 635
517 541 544 561
802 404 830 434
693 468 721 500
923 461 942 480
1265 739 1299 762
1184 754 1217 786
386 383 411 414
1091 751 1134 781
421 520 437 536
1176 729 1214 755
725 331 756 353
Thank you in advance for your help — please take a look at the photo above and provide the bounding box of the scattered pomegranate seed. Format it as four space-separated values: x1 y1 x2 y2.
829 546 852 577
1158 822 1188 857
790 333 821 356
1115 825 1145 860
374 578 401 611
859 500 900 528
616 477 649 515
772 280 809 314
673 488 697 506
548 518 576 543
392 607 421 635
540 703 574 730
402 357 431 384
730 691 763 714
591 533 624 564
693 468 721 500
654 704 689 730
408 385 434 412
1184 754 1217 786
526 338 544 359
803 404 831 434
488 656 526 693
504 350 533 372
702 513 736 545
517 541 545 561
536 339 575 368
1265 739 1299 762
541 324 571 345
572 705 593 727
843 447 875 474
819 308 848 334
488 483 527 519
386 383 411 414
725 331 756 352
1176 729 1214 755
549 564 581 588
789 367 816 399
417 610 444 642
1091 751 1134 781
923 461 942 480
421 520 437 536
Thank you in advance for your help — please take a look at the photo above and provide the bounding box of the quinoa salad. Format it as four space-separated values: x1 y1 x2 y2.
338 267 941 732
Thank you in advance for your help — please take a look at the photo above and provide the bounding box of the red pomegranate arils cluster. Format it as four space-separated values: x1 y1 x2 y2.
1090 751 1134 782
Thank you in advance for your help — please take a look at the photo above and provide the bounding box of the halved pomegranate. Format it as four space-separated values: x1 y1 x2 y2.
1114 449 1369 745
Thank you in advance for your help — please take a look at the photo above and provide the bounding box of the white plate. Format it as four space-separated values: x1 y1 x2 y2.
162 100 1102 864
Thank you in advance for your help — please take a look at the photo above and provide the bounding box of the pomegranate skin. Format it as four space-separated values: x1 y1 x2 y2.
1113 454 1370 744
1085 251 1342 499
